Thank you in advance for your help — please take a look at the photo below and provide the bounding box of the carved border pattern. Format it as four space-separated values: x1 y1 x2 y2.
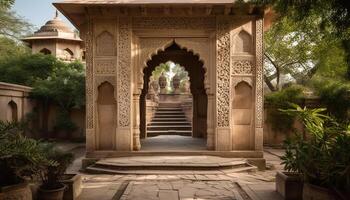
86 18 94 129
255 18 264 128
118 18 131 127
133 17 216 30
232 60 254 75
216 18 231 127
95 59 116 74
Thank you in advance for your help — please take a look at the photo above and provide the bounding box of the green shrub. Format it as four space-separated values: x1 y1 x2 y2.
265 85 305 131
312 79 350 122
0 121 53 186
281 105 350 192
53 111 77 133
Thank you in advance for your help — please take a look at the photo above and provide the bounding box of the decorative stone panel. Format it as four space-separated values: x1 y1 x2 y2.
86 18 94 129
133 17 216 30
118 18 131 127
216 18 231 127
95 59 116 74
255 18 264 128
232 60 253 75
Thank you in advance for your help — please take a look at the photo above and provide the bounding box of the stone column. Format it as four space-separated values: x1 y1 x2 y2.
172 74 181 94
158 73 167 94
206 93 215 150
132 94 141 151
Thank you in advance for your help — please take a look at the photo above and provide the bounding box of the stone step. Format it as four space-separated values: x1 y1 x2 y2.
147 125 192 131
157 108 183 111
147 130 192 136
152 114 187 117
85 156 257 174
148 121 191 126
155 112 185 115
152 118 188 122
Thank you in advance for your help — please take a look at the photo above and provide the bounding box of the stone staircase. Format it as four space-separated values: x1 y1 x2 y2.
85 156 258 175
147 102 192 137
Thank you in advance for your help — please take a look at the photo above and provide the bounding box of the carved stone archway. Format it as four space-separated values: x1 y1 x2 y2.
132 38 215 151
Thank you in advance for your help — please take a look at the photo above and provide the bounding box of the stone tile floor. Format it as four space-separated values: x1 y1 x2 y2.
140 135 207 151
59 143 285 200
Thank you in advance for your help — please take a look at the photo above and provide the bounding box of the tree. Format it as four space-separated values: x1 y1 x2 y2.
0 37 30 61
31 61 85 137
252 0 350 78
0 0 31 39
0 54 59 86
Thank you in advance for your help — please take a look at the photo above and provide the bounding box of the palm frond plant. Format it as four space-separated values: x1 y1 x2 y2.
38 143 74 190
280 104 350 194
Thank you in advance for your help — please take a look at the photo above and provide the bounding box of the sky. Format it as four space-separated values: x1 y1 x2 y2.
12 0 74 31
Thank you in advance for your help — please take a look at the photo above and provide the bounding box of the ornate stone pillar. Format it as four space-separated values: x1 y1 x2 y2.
254 17 264 151
215 17 232 151
85 18 95 152
159 73 167 94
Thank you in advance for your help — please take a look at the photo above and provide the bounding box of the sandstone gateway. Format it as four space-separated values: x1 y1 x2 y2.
55 0 270 166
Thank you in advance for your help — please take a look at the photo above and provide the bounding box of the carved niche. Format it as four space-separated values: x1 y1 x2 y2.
234 30 252 54
96 31 115 56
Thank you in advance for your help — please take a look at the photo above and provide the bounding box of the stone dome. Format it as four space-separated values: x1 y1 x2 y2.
36 11 72 33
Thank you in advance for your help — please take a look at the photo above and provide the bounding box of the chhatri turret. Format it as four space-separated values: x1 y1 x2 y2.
22 11 84 61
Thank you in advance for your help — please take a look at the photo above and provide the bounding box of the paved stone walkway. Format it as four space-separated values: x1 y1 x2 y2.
58 144 285 200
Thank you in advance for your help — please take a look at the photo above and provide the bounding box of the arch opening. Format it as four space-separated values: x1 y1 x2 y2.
7 100 18 122
40 48 51 55
139 42 208 151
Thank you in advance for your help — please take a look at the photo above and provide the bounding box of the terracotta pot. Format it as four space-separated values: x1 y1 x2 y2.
303 183 335 200
0 182 32 200
275 171 303 200
38 184 66 200
59 174 82 200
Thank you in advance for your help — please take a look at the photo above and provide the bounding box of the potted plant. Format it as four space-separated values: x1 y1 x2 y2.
38 143 74 200
276 137 304 200
0 121 51 200
280 104 350 200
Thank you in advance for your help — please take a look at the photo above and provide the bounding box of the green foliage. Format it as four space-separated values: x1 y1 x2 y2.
265 85 304 131
38 143 74 190
0 37 30 61
151 61 189 93
280 105 350 191
0 0 31 38
0 53 59 86
53 111 77 133
31 60 85 110
312 78 350 122
0 121 53 186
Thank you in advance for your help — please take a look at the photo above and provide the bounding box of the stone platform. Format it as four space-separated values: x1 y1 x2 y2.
85 156 257 175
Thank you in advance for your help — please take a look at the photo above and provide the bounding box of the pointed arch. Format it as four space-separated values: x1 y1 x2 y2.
138 39 209 94
40 48 51 55
7 100 18 122
63 48 74 60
